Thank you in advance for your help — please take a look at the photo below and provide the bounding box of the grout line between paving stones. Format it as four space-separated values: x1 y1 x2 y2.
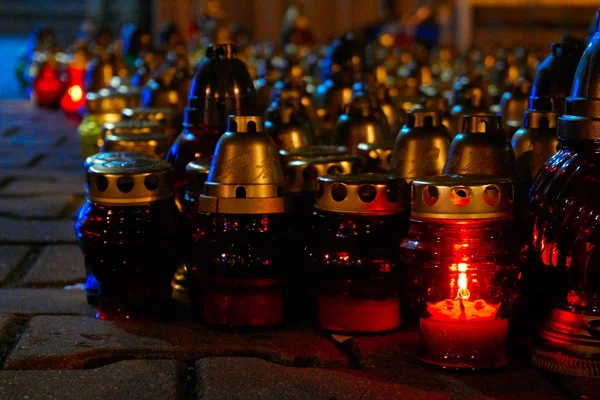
2 246 43 288
0 316 29 369
179 361 196 400
25 154 47 168
1 126 21 137
53 136 68 148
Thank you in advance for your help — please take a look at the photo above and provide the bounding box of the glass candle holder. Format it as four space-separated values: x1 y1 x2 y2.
76 159 189 320
400 176 521 370
188 116 290 328
306 174 408 333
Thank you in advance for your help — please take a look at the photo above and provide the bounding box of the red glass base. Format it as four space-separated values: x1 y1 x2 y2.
95 275 173 321
202 278 285 328
419 318 509 370
318 294 401 333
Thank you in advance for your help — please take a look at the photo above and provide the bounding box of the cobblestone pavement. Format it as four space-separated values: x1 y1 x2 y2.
0 101 595 399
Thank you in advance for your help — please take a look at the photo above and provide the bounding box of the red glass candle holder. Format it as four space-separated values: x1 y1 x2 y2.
400 176 521 370
188 116 289 329
306 174 408 333
76 159 190 320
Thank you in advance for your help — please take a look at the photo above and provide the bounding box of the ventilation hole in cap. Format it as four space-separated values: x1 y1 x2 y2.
424 116 433 128
285 168 296 185
229 120 238 132
422 185 438 206
540 117 549 130
315 181 324 199
408 114 416 127
277 186 284 198
117 176 134 193
303 166 318 184
144 174 160 191
331 183 347 202
327 165 343 175
247 121 257 133
359 185 377 203
508 185 515 202
235 186 246 198
387 183 399 203
451 187 472 206
95 175 108 192
386 153 392 166
483 185 501 206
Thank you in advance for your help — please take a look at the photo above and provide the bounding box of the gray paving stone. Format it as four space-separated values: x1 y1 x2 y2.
1 179 84 195
4 316 349 370
0 288 94 316
0 217 75 243
0 360 183 400
40 155 86 170
0 246 29 284
0 168 81 182
0 195 72 218
196 357 563 400
0 150 41 168
23 245 85 286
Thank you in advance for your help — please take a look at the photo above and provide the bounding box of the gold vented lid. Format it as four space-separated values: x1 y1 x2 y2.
101 131 170 159
357 140 394 173
512 110 559 180
101 120 164 141
390 109 451 182
87 159 173 205
121 107 176 136
411 176 514 220
314 173 406 215
84 151 153 170
198 116 287 214
279 145 348 165
444 114 516 177
285 155 357 194
86 87 141 114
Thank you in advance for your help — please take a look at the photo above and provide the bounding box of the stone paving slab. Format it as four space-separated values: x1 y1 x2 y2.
0 195 73 218
0 217 75 243
196 357 563 400
1 179 84 196
4 316 350 370
0 246 29 284
23 245 85 286
0 360 184 400
0 288 94 316
0 168 81 182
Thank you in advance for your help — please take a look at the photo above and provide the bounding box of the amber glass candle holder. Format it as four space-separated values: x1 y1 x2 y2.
306 174 408 333
400 176 521 370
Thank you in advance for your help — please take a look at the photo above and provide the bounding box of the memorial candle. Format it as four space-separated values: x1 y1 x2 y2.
400 176 522 370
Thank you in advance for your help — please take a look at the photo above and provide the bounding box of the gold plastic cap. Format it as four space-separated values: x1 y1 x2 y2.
198 116 287 214
121 107 175 135
84 151 153 170
444 114 516 177
285 155 357 194
86 87 141 114
314 173 406 215
101 131 170 159
279 145 348 165
357 140 394 172
410 176 514 220
101 120 164 140
87 159 173 205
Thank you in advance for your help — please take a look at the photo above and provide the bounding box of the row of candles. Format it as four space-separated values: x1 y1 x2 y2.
55 11 600 376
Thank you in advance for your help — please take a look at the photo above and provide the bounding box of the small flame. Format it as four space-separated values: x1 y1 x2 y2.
68 85 83 102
